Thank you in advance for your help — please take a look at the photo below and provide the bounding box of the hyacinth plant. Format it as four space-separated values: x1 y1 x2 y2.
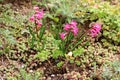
59 20 79 53
29 6 45 50
28 6 102 54
59 21 102 53
89 23 102 37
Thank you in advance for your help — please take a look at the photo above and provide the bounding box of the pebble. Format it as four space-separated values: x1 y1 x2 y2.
29 70 33 73
51 74 55 77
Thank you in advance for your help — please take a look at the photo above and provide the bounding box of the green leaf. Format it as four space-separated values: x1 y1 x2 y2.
69 59 74 64
47 14 59 22
53 17 59 22
57 61 64 68
73 47 84 57
103 30 109 36
34 50 50 61
52 49 63 59
7 77 17 80
39 26 46 41
75 60 81 66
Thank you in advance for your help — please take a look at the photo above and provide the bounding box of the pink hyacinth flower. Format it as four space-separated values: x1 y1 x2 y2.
35 10 44 20
89 23 101 37
70 20 77 27
70 20 78 36
89 29 98 37
29 15 35 21
59 32 67 40
33 6 39 11
63 20 78 36
92 23 101 32
36 20 42 27
71 27 79 36
64 23 71 31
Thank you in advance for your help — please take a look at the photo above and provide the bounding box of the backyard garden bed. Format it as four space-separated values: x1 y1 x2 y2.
0 0 120 80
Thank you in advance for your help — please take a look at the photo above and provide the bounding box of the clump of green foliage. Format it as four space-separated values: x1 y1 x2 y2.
7 69 43 80
102 60 120 80
0 28 16 55
74 1 120 45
